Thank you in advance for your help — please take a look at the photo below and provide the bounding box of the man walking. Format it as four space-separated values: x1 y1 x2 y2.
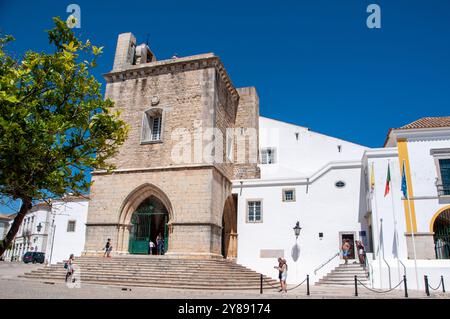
103 238 112 258
342 239 351 265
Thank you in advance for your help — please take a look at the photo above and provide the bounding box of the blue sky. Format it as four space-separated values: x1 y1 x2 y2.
0 0 449 213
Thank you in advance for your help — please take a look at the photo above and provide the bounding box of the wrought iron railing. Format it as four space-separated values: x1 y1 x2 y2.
365 255 373 286
435 239 450 259
314 251 340 275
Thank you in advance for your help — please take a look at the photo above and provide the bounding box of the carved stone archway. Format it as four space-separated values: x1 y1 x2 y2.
117 183 173 254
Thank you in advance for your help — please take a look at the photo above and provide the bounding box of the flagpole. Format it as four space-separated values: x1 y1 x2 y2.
371 163 383 288
388 159 402 283
403 159 419 291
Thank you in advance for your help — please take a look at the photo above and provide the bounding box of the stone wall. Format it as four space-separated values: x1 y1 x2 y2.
85 167 219 256
233 87 260 180
405 232 436 259
84 32 253 258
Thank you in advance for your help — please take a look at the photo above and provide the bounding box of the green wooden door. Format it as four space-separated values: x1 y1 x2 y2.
129 204 169 254
129 207 152 254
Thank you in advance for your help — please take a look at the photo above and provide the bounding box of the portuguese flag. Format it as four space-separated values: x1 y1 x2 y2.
384 164 391 197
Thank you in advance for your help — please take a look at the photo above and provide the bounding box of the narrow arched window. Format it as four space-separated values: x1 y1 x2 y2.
141 108 163 143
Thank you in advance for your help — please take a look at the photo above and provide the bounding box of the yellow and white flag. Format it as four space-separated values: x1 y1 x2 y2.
370 163 375 191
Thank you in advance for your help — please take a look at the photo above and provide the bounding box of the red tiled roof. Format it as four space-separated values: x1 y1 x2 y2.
398 117 450 130
383 116 450 147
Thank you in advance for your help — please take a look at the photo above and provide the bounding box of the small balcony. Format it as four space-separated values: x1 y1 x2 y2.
437 184 450 197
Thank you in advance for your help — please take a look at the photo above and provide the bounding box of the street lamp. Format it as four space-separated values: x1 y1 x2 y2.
293 221 302 240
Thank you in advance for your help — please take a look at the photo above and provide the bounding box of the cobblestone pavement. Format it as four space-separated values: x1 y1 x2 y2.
0 262 447 299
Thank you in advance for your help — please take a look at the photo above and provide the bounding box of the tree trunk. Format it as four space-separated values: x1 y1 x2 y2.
0 197 32 258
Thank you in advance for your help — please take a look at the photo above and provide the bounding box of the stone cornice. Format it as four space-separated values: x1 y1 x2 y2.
385 127 450 147
364 147 398 159
93 163 233 184
103 53 239 103
232 161 362 187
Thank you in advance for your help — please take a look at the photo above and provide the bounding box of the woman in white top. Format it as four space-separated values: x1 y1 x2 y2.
274 258 288 293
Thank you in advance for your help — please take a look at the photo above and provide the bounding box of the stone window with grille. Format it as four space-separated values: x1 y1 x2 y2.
247 200 262 223
431 148 450 196
282 189 296 202
261 147 276 164
141 108 163 143
67 220 76 232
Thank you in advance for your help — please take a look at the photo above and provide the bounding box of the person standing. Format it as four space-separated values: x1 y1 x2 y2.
356 240 366 266
64 254 75 283
103 239 111 258
274 257 284 292
149 240 155 255
274 258 288 293
342 240 351 265
156 234 162 255
103 238 113 258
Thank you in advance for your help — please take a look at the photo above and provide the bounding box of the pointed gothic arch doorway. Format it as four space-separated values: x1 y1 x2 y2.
117 183 173 255
128 196 169 254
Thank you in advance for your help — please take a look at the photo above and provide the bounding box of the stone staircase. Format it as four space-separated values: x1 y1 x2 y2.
317 263 369 286
20 256 280 290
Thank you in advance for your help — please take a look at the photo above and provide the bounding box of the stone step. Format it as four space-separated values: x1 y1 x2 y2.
321 274 368 279
318 278 369 283
27 270 271 280
333 264 366 268
34 265 257 275
21 275 278 289
319 277 369 282
43 264 250 271
316 263 369 287
74 257 238 264
22 256 278 290
327 271 368 276
22 274 275 285
22 277 277 290
37 264 257 273
321 278 368 283
53 261 249 268
316 282 363 286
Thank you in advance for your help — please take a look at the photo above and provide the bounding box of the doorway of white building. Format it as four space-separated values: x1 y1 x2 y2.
339 232 356 260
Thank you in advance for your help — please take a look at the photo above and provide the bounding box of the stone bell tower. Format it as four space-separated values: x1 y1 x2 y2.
83 32 259 259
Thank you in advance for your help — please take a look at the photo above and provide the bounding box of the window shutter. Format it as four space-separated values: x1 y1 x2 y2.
142 113 151 142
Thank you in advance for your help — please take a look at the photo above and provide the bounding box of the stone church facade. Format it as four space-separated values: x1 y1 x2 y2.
83 33 259 259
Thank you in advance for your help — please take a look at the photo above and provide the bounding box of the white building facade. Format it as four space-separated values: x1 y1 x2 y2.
365 118 450 290
234 117 369 284
0 214 13 240
234 116 450 290
3 197 89 264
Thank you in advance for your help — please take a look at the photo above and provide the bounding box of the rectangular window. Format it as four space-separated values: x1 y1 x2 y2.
141 110 163 143
439 159 450 195
247 201 262 223
261 148 276 164
67 220 76 232
151 116 162 141
283 189 295 202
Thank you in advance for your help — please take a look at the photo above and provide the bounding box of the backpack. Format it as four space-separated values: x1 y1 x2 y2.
63 262 68 269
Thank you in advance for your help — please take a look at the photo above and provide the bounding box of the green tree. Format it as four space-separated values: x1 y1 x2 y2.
0 17 128 257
